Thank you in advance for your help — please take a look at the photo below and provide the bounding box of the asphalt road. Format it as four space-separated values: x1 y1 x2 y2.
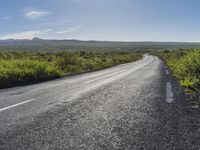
0 55 200 150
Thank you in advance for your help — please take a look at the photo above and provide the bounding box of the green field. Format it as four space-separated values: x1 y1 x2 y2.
0 51 142 89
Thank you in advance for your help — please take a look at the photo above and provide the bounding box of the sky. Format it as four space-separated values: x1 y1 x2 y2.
0 0 200 42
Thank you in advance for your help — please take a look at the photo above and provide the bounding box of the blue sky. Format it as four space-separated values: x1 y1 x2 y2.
0 0 200 41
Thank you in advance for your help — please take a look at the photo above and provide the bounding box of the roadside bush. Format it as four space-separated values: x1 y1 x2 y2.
0 51 142 89
170 49 200 91
0 59 62 88
152 49 200 94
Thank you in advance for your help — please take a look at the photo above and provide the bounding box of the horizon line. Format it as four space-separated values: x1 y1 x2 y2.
0 38 200 43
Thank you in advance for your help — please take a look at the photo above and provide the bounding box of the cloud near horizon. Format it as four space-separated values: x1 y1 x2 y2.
55 25 83 34
0 29 52 40
24 9 50 20
0 25 83 40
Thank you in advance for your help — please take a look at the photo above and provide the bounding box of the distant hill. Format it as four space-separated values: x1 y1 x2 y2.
0 38 200 52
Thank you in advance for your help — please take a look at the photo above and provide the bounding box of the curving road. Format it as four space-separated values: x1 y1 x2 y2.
0 55 200 149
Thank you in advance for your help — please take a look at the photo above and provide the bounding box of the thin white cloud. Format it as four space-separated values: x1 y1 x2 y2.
55 25 83 34
24 8 50 20
43 29 53 33
0 29 52 40
1 16 11 20
40 20 73 27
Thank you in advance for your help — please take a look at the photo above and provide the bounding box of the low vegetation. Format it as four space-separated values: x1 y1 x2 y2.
0 51 142 89
153 49 200 100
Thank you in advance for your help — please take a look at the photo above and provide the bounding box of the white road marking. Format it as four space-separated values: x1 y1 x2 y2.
82 68 122 80
82 61 141 80
165 69 169 75
48 83 62 88
84 56 154 84
121 66 129 69
84 69 127 84
166 82 174 103
0 99 35 112
81 55 149 80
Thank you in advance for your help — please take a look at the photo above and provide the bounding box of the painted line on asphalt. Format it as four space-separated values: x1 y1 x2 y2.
48 83 62 88
165 69 169 75
82 68 122 80
0 99 35 112
84 69 127 84
84 57 154 84
166 82 174 103
82 56 149 81
82 61 141 80
84 56 154 84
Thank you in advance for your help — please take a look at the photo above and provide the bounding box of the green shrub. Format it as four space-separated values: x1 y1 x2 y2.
0 59 62 88
153 49 200 92
0 51 142 89
171 49 200 90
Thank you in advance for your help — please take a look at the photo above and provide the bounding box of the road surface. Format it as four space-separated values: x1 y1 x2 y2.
0 55 200 150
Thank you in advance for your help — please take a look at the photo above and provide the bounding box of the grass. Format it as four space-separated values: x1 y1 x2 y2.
0 51 142 89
